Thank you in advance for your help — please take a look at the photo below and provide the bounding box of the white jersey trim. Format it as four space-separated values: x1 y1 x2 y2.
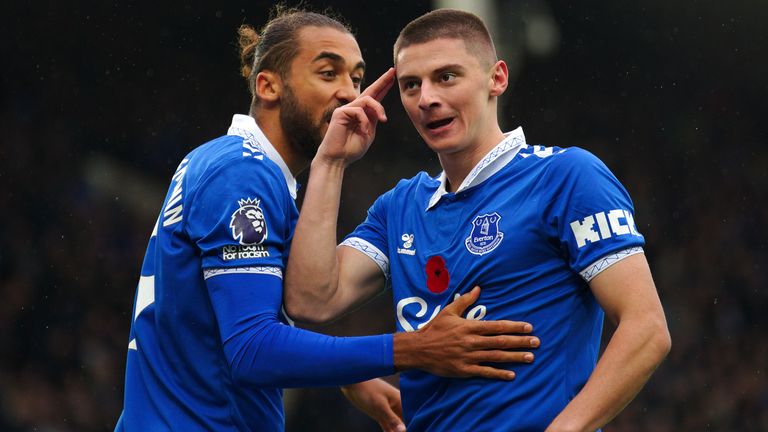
227 114 298 199
580 247 644 282
340 237 390 279
203 266 283 280
427 127 527 210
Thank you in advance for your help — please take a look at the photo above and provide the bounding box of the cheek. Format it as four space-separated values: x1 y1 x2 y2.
400 96 420 122
460 93 486 123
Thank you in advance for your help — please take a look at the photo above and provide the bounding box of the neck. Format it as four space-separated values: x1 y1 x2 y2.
252 109 310 177
438 126 505 193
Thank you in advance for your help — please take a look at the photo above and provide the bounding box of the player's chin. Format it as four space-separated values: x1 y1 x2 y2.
419 133 455 153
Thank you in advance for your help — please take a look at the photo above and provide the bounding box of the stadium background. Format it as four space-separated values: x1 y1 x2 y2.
2 0 766 430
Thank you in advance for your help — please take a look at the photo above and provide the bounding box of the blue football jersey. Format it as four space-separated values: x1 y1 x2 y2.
343 128 645 431
116 115 299 431
117 114 395 431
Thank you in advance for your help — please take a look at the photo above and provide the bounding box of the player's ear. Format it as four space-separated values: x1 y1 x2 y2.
255 70 282 104
488 60 508 97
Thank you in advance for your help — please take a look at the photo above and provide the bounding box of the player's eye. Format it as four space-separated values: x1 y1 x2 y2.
440 73 456 83
320 70 337 80
402 80 420 91
351 75 363 89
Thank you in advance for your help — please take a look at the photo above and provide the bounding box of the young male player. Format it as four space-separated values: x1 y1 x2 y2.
115 8 539 432
285 9 671 431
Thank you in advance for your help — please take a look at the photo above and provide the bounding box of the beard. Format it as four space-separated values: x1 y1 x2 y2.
280 84 338 159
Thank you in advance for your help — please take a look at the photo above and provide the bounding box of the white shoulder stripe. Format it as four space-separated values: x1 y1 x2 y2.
580 247 644 282
203 266 283 280
340 237 390 278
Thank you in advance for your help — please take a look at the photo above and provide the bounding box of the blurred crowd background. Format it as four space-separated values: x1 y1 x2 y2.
2 0 766 430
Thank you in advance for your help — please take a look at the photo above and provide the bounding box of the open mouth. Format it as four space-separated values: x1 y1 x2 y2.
426 117 454 130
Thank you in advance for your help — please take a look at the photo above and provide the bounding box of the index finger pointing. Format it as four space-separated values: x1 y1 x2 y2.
361 67 396 102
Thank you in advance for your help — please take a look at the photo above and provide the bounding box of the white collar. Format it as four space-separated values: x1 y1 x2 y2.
426 127 527 210
227 114 298 199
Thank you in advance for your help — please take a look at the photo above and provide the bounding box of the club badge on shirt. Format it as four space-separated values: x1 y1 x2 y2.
465 212 504 255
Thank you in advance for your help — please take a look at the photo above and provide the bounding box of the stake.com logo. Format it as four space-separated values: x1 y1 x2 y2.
396 293 487 332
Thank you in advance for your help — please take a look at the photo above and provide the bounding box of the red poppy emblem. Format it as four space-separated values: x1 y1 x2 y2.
425 256 450 294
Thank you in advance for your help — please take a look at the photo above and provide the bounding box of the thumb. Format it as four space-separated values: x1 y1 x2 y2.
442 286 480 316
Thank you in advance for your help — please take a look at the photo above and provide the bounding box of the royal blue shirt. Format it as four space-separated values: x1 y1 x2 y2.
116 115 393 432
343 128 645 431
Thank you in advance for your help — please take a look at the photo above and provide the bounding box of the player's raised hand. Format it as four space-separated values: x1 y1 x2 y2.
393 287 540 380
342 378 406 432
316 68 395 166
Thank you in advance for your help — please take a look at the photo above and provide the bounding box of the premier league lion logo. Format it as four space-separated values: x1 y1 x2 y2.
230 198 268 245
465 212 504 255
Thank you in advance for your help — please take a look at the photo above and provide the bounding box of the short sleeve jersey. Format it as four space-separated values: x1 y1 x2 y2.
343 128 645 431
118 115 299 431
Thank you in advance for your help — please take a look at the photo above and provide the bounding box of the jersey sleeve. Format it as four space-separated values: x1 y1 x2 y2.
341 188 394 278
186 157 290 270
207 272 394 388
541 148 645 281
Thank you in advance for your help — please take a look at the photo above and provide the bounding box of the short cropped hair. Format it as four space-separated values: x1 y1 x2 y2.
393 9 497 67
238 6 351 101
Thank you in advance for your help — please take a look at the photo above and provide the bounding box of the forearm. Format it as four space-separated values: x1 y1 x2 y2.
284 157 346 320
209 272 393 387
226 318 394 388
546 316 671 431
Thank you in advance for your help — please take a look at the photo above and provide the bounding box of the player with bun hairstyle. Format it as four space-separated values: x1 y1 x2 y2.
287 8 671 431
115 6 539 431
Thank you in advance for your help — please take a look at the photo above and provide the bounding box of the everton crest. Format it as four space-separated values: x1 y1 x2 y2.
465 212 504 255
230 198 268 245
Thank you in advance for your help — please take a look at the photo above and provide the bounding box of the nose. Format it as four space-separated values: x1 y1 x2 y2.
335 77 358 105
418 81 439 111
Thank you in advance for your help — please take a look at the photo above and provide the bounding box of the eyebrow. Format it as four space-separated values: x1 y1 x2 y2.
312 51 366 72
433 64 466 76
397 63 466 83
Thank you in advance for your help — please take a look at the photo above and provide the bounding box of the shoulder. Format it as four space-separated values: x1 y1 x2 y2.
392 170 439 196
551 146 604 169
185 135 286 196
517 145 609 180
517 144 598 166
364 171 437 215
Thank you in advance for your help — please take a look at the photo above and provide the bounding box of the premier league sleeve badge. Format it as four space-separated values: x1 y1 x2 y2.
230 198 268 245
465 212 504 255
221 197 272 262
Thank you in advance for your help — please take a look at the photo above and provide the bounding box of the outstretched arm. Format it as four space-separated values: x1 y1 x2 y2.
208 272 392 388
546 253 671 432
210 271 536 385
